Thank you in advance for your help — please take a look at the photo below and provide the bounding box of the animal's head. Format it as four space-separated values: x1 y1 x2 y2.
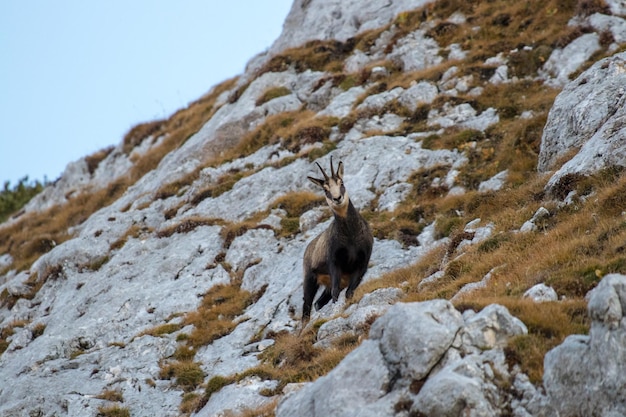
308 156 349 216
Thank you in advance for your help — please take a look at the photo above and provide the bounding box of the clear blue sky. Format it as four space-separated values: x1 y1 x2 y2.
0 1 293 186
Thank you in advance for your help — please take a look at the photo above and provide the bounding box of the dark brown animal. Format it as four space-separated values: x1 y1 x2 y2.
302 157 373 323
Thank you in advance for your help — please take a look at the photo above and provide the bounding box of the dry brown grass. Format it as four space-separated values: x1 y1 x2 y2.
96 389 124 403
156 216 222 239
224 110 339 162
272 191 325 217
455 297 588 383
184 283 255 348
0 320 31 355
189 170 252 206
357 167 626 380
84 146 115 175
256 86 292 106
262 39 356 73
180 324 361 415
109 224 148 251
219 221 263 250
137 323 183 339
159 360 205 392
156 282 260 413
239 400 279 417
240 325 362 396
417 0 578 59
96 405 130 417
1 0 618 396
0 76 239 277
270 191 326 237
179 392 204 415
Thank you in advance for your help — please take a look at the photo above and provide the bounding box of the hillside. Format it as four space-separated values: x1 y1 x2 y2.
1 0 626 416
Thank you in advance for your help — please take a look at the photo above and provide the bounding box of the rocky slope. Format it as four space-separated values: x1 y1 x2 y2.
1 0 626 416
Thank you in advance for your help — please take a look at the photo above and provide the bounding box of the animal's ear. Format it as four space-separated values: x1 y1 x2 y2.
308 176 326 188
336 161 344 180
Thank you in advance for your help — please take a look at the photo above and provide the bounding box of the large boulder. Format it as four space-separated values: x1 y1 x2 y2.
538 52 626 191
277 301 527 417
543 274 626 416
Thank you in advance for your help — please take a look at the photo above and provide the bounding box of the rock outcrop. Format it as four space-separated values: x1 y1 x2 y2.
538 52 626 191
277 301 527 417
269 0 435 55
1 0 626 416
543 274 626 416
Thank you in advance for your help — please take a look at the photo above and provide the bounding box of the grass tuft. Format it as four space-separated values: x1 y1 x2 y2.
96 389 124 403
242 327 361 395
96 405 130 417
271 191 325 237
159 361 205 392
256 86 292 106
184 283 255 348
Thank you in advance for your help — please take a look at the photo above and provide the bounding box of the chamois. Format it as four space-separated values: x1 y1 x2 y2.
302 157 373 323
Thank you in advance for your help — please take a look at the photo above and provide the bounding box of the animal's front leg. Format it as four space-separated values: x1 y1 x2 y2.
346 266 367 299
329 262 342 302
302 271 319 322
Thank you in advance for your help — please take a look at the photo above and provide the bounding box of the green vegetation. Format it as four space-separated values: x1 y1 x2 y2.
0 177 46 223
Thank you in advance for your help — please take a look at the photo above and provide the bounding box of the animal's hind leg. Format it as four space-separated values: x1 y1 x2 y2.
303 272 318 322
314 287 332 311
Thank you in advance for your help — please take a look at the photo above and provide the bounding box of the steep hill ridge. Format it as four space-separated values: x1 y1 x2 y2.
1 1 626 416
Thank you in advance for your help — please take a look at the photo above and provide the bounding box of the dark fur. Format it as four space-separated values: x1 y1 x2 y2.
302 158 373 323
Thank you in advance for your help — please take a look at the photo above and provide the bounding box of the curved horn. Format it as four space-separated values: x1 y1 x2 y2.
315 161 329 180
330 156 335 179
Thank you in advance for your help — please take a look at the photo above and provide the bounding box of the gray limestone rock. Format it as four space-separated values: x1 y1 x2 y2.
538 52 626 191
194 377 278 417
370 300 464 384
397 81 439 112
3 1 621 415
478 170 508 192
356 87 404 112
315 288 404 348
459 304 528 352
276 340 393 417
278 299 529 417
316 86 366 118
377 182 413 212
520 207 551 233
543 274 626 416
429 103 499 132
269 0 435 55
389 29 443 72
523 283 559 302
412 352 505 417
541 33 602 86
